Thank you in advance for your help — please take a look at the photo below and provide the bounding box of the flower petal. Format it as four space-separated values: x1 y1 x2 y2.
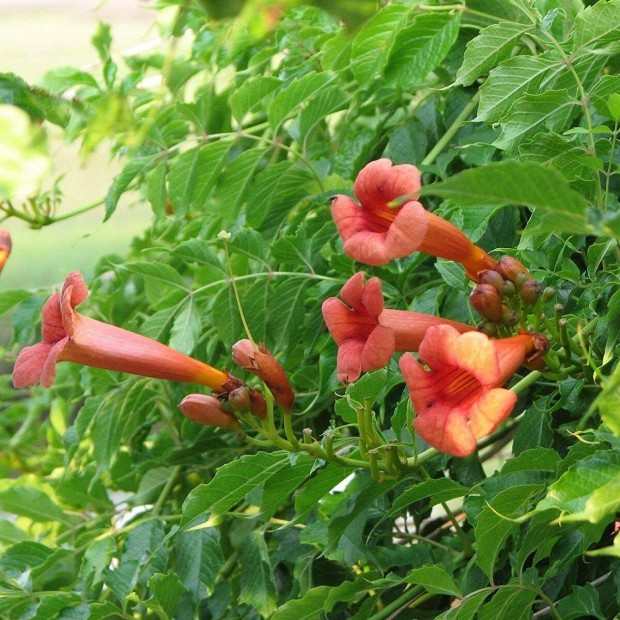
61 271 89 308
354 159 421 209
418 324 461 370
12 342 53 388
360 277 384 319
41 338 69 388
41 293 65 344
447 331 500 385
399 353 434 415
361 325 394 373
337 340 365 383
383 200 428 258
339 271 365 309
468 387 517 439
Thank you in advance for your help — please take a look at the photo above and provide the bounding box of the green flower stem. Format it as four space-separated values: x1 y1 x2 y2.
510 370 542 395
363 397 381 448
356 406 369 458
152 465 181 516
405 447 439 469
368 450 384 483
283 411 299 449
366 585 425 620
421 92 480 167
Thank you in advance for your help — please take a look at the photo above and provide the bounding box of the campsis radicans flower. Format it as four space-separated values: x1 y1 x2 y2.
178 394 240 429
322 272 474 383
0 230 12 274
331 158 496 279
232 339 295 412
399 325 549 457
13 271 266 417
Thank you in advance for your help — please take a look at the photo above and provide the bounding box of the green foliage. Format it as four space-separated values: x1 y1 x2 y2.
1 0 619 618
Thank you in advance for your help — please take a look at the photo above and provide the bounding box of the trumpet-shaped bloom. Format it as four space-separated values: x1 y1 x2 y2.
399 325 540 457
232 339 295 412
331 158 496 279
12 272 254 403
322 273 474 382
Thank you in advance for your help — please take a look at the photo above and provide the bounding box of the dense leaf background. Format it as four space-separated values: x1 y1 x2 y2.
1 0 619 618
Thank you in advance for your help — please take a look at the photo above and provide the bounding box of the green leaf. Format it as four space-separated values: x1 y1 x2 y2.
271 586 330 620
260 456 314 518
456 22 532 86
572 0 620 52
384 13 460 88
298 85 349 142
423 161 589 234
346 368 387 409
294 465 356 520
169 298 201 355
230 76 281 123
172 239 224 272
182 451 290 525
0 289 33 316
268 278 308 351
238 531 277 617
246 160 314 229
119 261 187 290
599 363 620 436
493 89 579 151
536 450 620 520
146 573 187 620
216 147 265 224
175 528 223 600
478 581 537 620
168 140 233 215
0 483 69 525
476 55 558 123
268 71 334 129
404 565 462 597
0 72 75 127
91 380 159 470
474 485 541 579
104 155 156 220
350 5 411 84
555 584 606 620
436 591 489 620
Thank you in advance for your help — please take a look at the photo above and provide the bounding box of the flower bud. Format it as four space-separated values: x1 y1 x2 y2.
500 281 516 298
232 339 295 412
478 269 504 290
501 307 519 327
178 394 240 429
497 256 531 283
0 230 12 274
470 284 504 322
477 321 498 337
520 280 543 305
542 287 556 302
228 387 251 413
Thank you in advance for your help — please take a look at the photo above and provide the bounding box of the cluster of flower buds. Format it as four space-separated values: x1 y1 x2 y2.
470 256 554 333
326 159 552 457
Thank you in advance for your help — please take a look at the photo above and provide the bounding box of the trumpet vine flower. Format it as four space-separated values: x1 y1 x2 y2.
322 273 474 383
13 272 266 415
331 158 496 279
399 325 544 457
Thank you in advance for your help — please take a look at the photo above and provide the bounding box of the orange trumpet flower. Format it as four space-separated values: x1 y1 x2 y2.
399 325 546 457
13 272 266 415
331 159 496 279
322 273 474 383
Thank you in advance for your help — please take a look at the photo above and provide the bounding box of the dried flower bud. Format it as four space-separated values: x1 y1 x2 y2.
228 387 251 413
0 230 12 274
232 339 295 412
470 283 504 322
542 287 556 302
178 394 240 429
523 332 551 370
497 256 531 283
520 280 543 305
478 269 505 290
